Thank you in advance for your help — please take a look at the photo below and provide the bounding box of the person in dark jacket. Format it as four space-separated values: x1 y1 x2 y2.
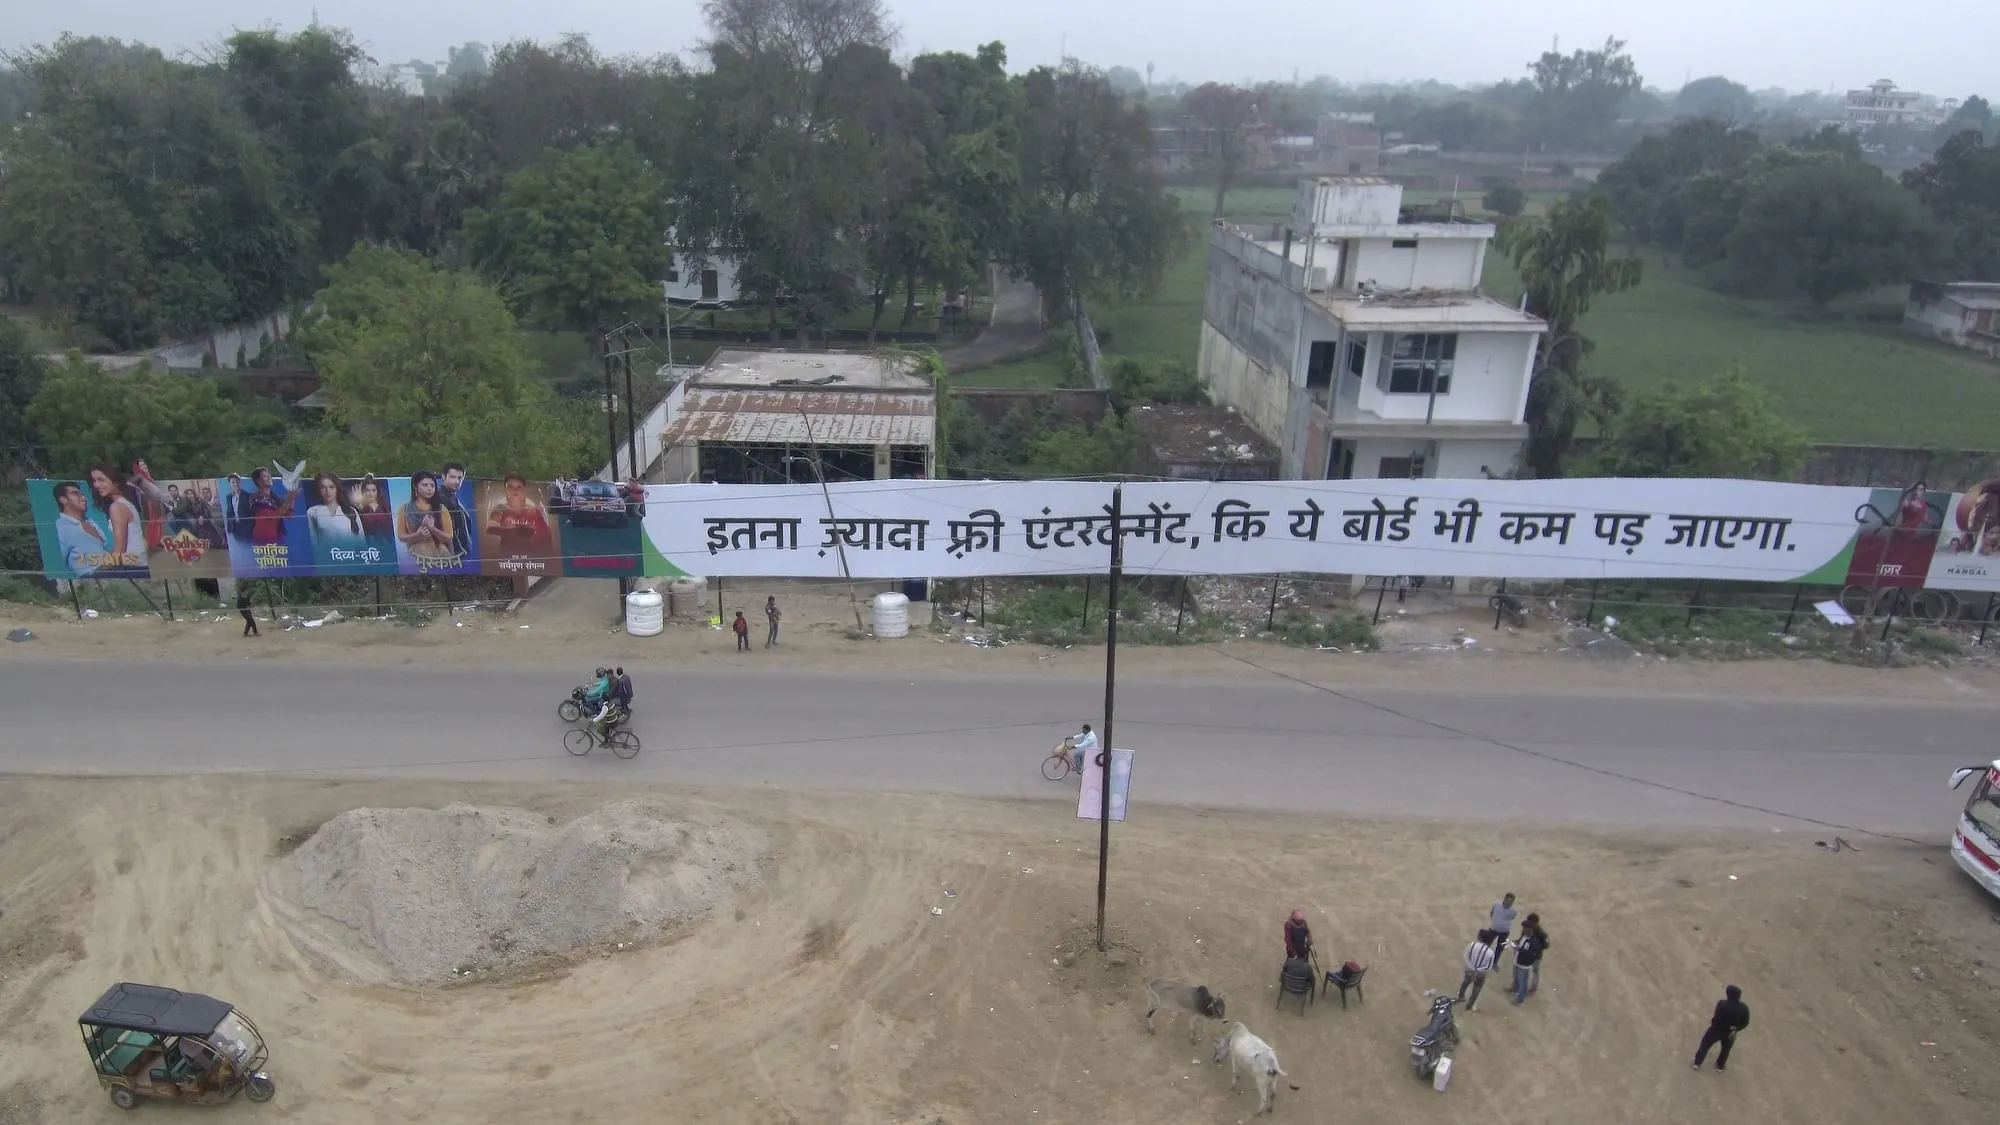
1509 914 1549 1004
1692 985 1750 1070
1283 910 1313 961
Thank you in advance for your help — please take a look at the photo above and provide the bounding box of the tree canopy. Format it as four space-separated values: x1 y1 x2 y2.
1590 370 1811 480
1601 116 1959 303
26 359 241 478
470 143 672 335
303 246 596 478
1496 195 1643 478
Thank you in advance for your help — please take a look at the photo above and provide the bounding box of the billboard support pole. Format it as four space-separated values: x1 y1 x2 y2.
162 580 174 621
1782 584 1804 634
1981 594 1997 647
1266 575 1280 629
1095 483 1124 952
68 580 82 620
264 582 278 624
375 577 384 617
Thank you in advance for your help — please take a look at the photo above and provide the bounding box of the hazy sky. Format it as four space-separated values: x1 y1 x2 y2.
7 0 1992 97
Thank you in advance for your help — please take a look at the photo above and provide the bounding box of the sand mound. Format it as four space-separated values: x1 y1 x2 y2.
268 800 767 985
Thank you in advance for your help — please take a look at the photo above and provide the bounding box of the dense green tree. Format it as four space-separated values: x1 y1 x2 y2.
1590 370 1810 480
0 317 48 469
1496 195 1643 477
1932 95 1993 149
1526 37 1642 150
1903 131 2000 280
223 27 380 263
0 36 314 348
27 359 240 477
303 247 595 477
1013 61 1182 317
469 143 672 336
1482 183 1526 217
1721 161 1937 307
1674 76 1756 123
1179 83 1259 218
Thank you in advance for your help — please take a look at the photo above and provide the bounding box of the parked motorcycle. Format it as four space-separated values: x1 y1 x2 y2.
1410 989 1461 1087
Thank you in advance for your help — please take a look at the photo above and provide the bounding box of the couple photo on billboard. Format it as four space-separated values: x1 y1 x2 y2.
224 461 482 577
25 459 632 581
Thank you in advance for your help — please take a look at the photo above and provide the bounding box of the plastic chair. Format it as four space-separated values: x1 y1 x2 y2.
1276 956 1316 1015
1322 962 1369 1008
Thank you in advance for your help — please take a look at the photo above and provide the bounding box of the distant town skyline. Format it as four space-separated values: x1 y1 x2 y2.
6 0 1991 98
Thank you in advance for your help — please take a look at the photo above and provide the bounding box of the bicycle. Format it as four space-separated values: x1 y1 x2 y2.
564 723 640 759
1042 740 1079 781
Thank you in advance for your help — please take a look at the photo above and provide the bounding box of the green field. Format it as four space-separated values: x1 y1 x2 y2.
961 186 2000 447
1478 257 2000 446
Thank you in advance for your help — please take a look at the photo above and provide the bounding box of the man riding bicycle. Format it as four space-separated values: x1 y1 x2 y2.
1067 723 1098 774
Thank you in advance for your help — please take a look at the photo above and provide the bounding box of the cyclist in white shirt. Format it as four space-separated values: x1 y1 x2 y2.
1068 723 1099 773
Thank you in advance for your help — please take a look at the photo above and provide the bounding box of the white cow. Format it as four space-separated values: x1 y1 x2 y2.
1210 1021 1295 1115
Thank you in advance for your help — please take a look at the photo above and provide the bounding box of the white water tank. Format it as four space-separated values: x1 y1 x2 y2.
872 591 910 639
624 588 665 637
666 576 706 619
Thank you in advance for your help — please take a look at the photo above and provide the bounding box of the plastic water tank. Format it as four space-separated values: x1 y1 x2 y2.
872 591 911 639
624 588 665 637
666 576 706 619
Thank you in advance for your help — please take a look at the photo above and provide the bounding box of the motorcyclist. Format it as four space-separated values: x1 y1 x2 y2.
1067 723 1098 774
582 667 612 709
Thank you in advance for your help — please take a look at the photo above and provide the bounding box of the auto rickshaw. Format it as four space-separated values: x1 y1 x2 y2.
78 982 276 1110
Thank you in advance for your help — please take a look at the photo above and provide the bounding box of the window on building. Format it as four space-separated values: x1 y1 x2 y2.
1377 455 1426 479
1391 238 1418 249
701 270 721 300
1345 337 1368 380
666 267 680 283
1386 333 1456 394
1305 341 1337 390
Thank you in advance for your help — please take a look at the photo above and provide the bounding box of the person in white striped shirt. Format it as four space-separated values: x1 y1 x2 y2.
1459 929 1499 1011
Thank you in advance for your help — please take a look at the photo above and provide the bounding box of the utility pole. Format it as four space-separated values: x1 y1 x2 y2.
1095 484 1125 951
601 331 626 614
799 408 868 633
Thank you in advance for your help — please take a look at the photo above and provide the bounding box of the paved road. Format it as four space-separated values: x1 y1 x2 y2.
1 658 1987 838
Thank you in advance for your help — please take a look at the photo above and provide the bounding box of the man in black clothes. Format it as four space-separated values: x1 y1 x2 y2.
1692 985 1750 1071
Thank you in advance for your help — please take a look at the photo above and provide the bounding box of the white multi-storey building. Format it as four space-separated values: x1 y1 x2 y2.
1844 80 1947 131
1198 177 1545 481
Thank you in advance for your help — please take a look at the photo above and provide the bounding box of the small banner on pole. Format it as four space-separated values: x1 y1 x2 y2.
1077 749 1134 822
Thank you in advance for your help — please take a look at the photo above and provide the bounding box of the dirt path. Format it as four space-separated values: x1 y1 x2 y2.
1 777 1994 1124
937 275 1044 374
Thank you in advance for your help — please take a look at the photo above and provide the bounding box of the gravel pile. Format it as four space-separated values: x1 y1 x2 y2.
270 800 766 984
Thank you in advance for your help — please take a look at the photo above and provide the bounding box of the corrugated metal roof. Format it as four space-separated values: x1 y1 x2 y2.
659 388 935 447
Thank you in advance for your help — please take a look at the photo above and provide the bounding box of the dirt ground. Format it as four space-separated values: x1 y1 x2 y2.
1 776 1996 1125
9 580 2000 704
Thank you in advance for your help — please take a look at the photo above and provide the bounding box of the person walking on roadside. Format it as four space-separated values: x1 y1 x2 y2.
237 584 259 637
765 596 781 647
1486 893 1517 953
732 610 750 652
1459 929 1498 1011
1510 914 1549 1005
1692 986 1750 1071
